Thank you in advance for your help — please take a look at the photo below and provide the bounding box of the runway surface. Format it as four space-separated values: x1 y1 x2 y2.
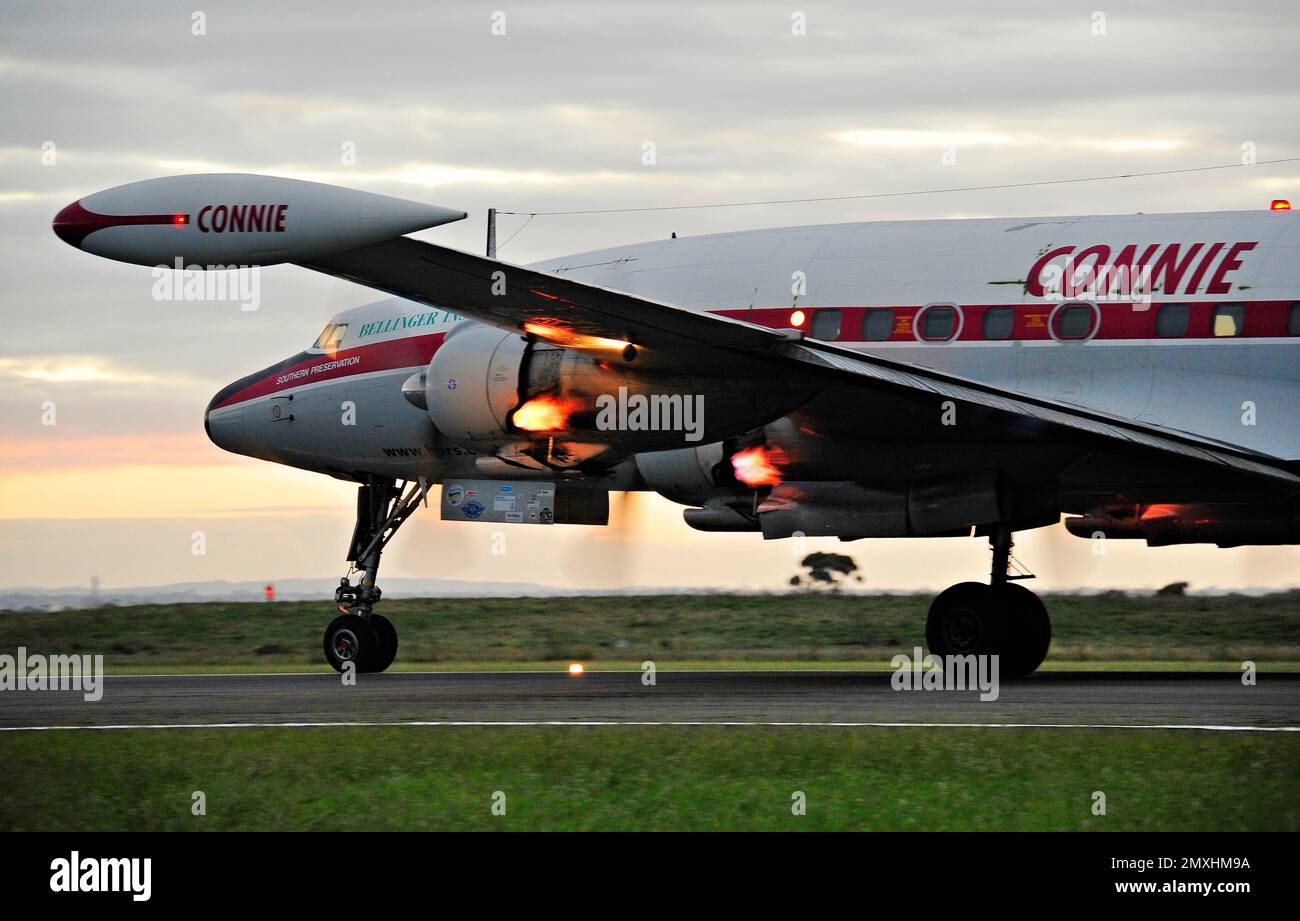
1 670 1297 730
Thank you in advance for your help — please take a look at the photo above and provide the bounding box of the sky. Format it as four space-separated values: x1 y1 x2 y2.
1 0 1298 592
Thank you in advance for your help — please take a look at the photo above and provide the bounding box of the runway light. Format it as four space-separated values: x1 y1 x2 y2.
789 309 806 327
1271 199 1291 211
568 662 585 676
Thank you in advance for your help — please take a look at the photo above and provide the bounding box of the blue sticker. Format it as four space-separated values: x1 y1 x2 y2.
463 501 485 519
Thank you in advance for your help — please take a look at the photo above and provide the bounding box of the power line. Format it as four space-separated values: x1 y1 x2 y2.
497 155 1300 217
494 212 534 252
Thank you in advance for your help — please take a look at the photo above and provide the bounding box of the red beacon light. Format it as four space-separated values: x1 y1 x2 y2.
173 213 189 225
1270 199 1291 211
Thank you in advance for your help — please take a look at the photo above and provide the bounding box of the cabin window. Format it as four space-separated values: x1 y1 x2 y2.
809 309 842 340
918 305 958 342
1288 303 1300 336
313 323 347 350
1053 302 1095 340
1155 303 1189 338
861 308 895 341
1212 303 1244 337
982 307 1015 340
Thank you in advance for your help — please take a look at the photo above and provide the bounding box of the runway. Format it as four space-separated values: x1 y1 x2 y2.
1 670 1296 730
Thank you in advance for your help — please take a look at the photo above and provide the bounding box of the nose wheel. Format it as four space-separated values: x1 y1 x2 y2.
925 526 1051 678
323 612 398 673
323 478 422 674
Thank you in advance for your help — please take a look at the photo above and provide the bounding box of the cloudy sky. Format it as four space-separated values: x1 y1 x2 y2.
2 0 1297 592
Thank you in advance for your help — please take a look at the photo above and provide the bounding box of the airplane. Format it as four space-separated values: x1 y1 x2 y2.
52 174 1299 677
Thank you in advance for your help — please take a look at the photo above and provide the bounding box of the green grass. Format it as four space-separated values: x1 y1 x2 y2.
2 591 1296 672
2 725 1294 831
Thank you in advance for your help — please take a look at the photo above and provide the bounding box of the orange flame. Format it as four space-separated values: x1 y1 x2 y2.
1139 503 1181 522
524 320 631 352
732 446 783 486
512 395 574 432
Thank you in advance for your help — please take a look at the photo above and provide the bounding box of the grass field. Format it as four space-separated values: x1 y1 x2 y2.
3 725 1295 831
3 593 1295 831
2 591 1297 672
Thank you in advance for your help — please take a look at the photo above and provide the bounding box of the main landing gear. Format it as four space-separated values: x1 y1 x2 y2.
924 525 1051 679
323 477 423 674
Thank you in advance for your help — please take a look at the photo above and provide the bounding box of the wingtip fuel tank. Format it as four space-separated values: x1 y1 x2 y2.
52 173 466 267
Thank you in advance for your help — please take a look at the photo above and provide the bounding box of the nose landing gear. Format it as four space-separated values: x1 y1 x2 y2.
925 525 1051 678
324 478 421 673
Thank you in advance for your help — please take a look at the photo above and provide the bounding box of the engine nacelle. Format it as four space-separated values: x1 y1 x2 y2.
422 324 529 446
634 443 728 505
1065 502 1300 547
416 324 813 469
756 471 1006 539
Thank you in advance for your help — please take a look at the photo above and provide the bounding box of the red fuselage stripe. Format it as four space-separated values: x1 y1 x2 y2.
210 332 446 409
733 299 1298 342
214 299 1297 410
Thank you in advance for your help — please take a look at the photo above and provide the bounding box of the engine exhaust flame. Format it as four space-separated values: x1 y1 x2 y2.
524 320 631 352
731 445 783 486
511 395 574 432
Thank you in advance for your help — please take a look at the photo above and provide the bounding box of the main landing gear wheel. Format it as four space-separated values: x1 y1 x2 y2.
996 582 1051 680
924 525 1052 678
323 614 380 673
368 613 399 673
926 582 1006 659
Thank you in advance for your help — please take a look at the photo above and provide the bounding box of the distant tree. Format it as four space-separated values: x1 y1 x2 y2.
790 552 862 591
1156 581 1189 597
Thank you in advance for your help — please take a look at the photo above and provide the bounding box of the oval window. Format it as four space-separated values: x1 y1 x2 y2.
1052 302 1096 340
917 304 960 342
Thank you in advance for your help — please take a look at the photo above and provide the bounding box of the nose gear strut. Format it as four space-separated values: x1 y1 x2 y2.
324 477 424 673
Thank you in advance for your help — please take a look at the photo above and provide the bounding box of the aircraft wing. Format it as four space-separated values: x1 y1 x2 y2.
304 236 782 352
304 237 1299 489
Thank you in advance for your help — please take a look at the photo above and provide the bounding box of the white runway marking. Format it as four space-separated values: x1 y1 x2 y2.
1 720 1295 732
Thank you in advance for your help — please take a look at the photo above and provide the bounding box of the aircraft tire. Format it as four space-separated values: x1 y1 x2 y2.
323 614 380 673
925 582 1007 659
368 613 399 673
995 583 1051 679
